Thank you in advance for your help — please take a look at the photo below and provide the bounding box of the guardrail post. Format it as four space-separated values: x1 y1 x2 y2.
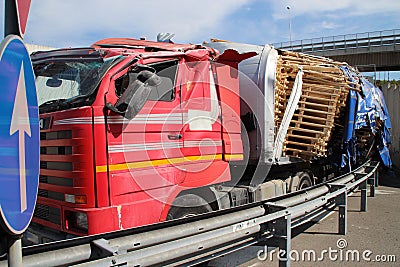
360 180 368 212
338 191 347 235
354 171 369 212
275 214 292 267
368 174 376 197
329 184 347 235
367 164 379 197
266 204 291 267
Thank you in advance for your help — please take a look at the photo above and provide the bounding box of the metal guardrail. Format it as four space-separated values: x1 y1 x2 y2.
273 29 400 53
0 161 379 267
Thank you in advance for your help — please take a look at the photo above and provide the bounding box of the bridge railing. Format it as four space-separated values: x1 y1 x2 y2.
273 29 400 53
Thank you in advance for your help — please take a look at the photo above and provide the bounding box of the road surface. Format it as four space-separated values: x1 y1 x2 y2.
208 169 400 267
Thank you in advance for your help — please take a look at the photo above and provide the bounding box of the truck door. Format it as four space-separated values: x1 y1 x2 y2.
179 59 228 185
106 59 185 206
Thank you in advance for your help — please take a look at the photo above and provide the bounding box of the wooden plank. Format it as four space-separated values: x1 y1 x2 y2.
294 120 332 129
303 83 343 92
302 94 338 103
290 127 327 135
292 113 332 122
285 140 316 147
286 134 320 141
284 148 326 155
302 88 340 97
297 107 332 115
298 101 336 109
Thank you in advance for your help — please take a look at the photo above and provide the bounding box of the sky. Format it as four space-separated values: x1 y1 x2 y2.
0 0 398 47
0 0 399 77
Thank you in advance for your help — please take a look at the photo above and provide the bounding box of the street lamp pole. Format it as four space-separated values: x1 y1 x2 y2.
287 6 292 50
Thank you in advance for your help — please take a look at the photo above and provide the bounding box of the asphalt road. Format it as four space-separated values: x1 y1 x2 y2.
208 169 400 267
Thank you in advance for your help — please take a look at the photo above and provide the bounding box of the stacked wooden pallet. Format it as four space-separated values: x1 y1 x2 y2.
275 50 358 160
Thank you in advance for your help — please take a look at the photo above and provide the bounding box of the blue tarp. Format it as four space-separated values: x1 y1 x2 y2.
340 66 392 168
340 67 358 170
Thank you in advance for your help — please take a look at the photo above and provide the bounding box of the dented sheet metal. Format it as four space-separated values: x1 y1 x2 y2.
93 38 217 54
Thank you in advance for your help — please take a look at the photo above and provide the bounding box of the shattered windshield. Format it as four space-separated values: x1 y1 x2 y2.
34 55 121 111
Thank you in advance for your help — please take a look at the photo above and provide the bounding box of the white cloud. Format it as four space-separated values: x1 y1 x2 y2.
272 0 400 19
321 21 340 30
23 0 253 47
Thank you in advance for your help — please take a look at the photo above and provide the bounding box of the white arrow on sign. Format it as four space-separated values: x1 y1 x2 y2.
9 62 31 213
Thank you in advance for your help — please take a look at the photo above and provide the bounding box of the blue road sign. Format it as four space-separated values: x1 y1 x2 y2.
0 35 39 235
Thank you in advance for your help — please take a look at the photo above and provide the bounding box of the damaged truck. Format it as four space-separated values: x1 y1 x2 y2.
25 38 391 243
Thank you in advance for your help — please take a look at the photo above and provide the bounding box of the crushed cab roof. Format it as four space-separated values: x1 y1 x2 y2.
93 38 215 54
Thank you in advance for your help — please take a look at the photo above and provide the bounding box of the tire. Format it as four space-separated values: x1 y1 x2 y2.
167 194 212 220
296 172 313 190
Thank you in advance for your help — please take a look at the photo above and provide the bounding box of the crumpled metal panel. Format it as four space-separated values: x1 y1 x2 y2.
93 38 217 54
341 66 392 167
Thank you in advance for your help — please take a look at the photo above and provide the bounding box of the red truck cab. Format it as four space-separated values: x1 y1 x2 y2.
28 39 247 242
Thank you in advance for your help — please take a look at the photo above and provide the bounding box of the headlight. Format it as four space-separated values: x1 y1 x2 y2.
74 212 88 232
65 194 87 204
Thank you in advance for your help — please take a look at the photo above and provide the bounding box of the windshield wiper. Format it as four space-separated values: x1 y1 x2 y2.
39 99 70 113
64 95 90 106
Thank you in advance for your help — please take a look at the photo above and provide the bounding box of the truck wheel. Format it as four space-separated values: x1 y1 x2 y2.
167 194 212 220
296 172 312 190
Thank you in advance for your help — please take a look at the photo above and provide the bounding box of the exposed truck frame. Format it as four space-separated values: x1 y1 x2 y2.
25 38 391 243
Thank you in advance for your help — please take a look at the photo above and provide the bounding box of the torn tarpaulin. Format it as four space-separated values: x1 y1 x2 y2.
340 66 392 168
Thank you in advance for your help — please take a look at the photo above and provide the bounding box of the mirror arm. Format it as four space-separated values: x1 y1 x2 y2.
105 102 125 115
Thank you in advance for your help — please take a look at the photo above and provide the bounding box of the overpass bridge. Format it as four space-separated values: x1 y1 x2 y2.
273 29 400 72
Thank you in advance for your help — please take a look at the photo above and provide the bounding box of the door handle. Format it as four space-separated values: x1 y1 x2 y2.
168 134 182 140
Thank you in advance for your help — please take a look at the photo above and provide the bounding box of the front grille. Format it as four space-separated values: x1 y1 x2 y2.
34 204 61 225
39 130 74 202
36 117 93 232
38 189 48 198
41 131 72 156
40 175 73 187
38 189 64 201
42 161 73 171
41 130 72 140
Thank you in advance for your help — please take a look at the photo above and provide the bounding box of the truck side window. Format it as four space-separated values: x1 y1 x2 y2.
115 60 178 101
147 60 178 101
115 73 134 97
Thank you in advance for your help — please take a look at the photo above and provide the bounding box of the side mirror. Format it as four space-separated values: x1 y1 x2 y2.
106 70 161 119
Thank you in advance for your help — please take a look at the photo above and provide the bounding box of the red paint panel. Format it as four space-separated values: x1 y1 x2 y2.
182 60 212 111
213 63 241 134
222 132 243 156
63 206 119 235
92 106 110 208
180 161 231 188
212 62 243 159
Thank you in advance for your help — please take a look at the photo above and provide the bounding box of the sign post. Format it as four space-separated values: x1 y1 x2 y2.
0 34 39 267
5 0 32 37
7 239 22 267
1 1 37 266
